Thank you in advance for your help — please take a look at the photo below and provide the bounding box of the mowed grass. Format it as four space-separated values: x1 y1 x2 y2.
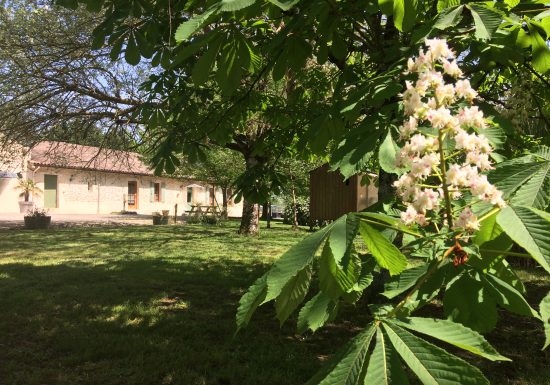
0 221 548 385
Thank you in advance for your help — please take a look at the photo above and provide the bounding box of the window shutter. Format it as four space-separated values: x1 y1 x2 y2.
161 182 166 203
149 182 154 203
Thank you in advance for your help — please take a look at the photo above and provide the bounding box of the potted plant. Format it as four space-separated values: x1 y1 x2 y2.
24 208 51 230
152 211 169 225
16 178 42 213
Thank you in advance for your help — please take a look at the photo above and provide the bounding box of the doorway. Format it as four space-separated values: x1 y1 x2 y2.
44 174 58 208
128 181 138 209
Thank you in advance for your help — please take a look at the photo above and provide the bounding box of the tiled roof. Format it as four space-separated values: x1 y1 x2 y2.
30 141 154 176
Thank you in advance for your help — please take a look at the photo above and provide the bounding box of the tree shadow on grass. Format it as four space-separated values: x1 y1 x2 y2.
0 257 360 385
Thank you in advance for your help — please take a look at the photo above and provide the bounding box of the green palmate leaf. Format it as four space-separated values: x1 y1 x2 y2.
511 163 550 209
329 214 359 269
235 273 267 331
489 160 544 198
391 317 509 361
535 145 550 161
175 6 219 42
497 205 550 274
444 273 498 333
474 209 503 246
319 241 362 296
358 222 407 276
487 257 525 294
481 273 540 318
268 0 300 11
379 0 394 15
297 291 337 334
364 328 410 385
219 0 257 12
275 263 313 324
192 37 223 86
437 0 460 12
468 4 502 40
382 264 428 299
306 323 377 385
383 323 490 385
540 291 550 350
475 123 506 150
393 0 417 32
379 130 400 173
125 34 141 65
530 28 550 73
434 5 464 30
265 222 335 302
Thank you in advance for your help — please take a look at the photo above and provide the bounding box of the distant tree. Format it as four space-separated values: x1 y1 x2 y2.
0 1 147 150
178 147 245 218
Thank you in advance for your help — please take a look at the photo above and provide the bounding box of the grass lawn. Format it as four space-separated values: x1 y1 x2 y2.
0 221 548 385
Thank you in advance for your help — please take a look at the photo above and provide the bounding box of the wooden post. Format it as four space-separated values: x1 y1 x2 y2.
174 203 178 223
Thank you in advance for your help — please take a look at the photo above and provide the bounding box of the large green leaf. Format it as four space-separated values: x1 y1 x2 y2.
235 273 267 331
220 0 257 12
469 4 502 40
383 323 490 385
175 6 219 42
481 273 540 318
379 130 400 173
275 264 313 324
358 222 407 276
511 163 550 209
434 5 464 30
444 273 498 333
540 291 550 350
268 0 300 11
124 34 141 65
364 328 410 385
265 222 334 302
489 160 544 198
393 0 417 32
437 0 461 12
391 317 509 361
530 27 550 73
382 264 428 299
329 214 359 269
191 37 223 86
297 291 337 334
306 324 377 385
497 205 550 274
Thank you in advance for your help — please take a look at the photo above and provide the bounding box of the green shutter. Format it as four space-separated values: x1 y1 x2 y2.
150 182 154 203
161 182 166 203
44 175 57 208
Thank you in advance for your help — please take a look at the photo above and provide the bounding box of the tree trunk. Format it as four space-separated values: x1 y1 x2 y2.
261 202 269 220
221 187 228 219
238 154 260 235
239 199 259 235
289 166 299 230
266 201 272 229
378 169 397 203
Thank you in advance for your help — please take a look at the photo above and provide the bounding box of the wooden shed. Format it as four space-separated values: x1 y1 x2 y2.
309 164 378 221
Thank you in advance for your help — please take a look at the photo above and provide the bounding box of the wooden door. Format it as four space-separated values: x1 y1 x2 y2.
44 175 58 208
128 181 138 209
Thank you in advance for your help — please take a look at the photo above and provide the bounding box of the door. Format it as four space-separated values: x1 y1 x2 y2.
128 181 138 209
44 175 58 209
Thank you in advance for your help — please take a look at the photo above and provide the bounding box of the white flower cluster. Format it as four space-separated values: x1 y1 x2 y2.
394 38 506 232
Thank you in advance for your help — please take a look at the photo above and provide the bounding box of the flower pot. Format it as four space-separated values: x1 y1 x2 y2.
19 201 34 214
24 216 51 230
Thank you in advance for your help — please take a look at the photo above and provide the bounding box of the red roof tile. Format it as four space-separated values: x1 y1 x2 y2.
30 141 153 175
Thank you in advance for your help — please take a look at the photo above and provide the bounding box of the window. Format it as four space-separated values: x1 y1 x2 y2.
187 187 193 203
154 182 161 202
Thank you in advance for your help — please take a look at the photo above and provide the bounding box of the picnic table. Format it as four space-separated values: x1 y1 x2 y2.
185 205 220 218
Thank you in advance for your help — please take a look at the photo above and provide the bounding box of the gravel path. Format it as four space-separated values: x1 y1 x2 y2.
0 213 165 229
